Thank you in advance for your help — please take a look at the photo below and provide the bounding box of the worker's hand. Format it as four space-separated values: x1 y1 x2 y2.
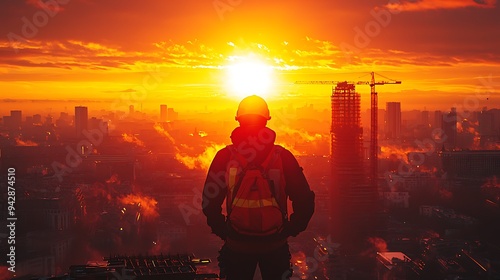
207 214 228 240
278 223 295 239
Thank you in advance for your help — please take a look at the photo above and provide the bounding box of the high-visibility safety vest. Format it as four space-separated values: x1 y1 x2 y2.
225 144 288 236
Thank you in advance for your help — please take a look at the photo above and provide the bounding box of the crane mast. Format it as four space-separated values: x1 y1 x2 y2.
370 72 378 190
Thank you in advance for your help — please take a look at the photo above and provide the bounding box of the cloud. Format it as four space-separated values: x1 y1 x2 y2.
15 137 39 146
385 0 496 12
121 133 145 147
0 40 134 70
1 59 74 69
153 40 223 68
0 37 499 80
0 39 222 70
175 143 226 171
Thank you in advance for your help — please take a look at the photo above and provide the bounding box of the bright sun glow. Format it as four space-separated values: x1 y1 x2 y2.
225 56 274 99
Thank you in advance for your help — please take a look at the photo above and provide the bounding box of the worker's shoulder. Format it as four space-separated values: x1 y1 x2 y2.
215 145 231 157
273 144 289 152
273 144 288 153
273 145 298 161
206 145 228 163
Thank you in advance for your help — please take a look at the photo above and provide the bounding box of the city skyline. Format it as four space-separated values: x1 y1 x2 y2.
1 100 500 279
3 103 500 174
2 1 500 279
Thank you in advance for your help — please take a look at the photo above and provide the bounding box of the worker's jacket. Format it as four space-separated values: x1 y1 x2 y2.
202 125 315 252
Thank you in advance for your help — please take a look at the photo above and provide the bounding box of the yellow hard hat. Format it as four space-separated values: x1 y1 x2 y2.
235 95 271 121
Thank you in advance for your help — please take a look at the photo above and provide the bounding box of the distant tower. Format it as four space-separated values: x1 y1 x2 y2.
75 106 88 137
2 116 12 129
167 108 178 121
421 110 429 127
33 114 42 125
330 82 376 242
10 110 22 129
385 102 401 140
442 107 457 150
433 110 442 129
45 115 53 126
129 105 135 116
478 108 495 148
160 104 167 122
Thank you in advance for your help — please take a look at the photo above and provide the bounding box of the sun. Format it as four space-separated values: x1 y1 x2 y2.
225 55 275 99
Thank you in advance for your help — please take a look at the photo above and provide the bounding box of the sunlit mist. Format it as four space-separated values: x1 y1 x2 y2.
175 143 226 171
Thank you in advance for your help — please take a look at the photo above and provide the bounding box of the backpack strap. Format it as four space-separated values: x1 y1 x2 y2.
262 146 287 218
226 145 251 215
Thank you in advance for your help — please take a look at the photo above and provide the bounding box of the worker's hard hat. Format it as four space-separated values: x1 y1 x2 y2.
235 95 271 121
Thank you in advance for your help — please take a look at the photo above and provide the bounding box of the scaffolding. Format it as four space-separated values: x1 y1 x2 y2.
330 82 364 185
330 82 377 240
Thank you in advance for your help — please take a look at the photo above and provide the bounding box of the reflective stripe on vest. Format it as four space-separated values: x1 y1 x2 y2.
228 169 281 209
232 197 279 208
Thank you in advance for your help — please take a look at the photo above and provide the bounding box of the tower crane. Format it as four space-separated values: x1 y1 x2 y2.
295 72 401 188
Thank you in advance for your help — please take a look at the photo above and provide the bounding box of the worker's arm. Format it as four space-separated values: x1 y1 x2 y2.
202 148 230 240
281 149 315 237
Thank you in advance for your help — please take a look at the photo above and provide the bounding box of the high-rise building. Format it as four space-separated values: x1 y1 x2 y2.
25 116 33 126
167 108 178 121
2 116 12 128
385 102 401 140
45 115 53 126
75 106 88 137
441 150 500 180
129 105 135 116
433 110 442 129
160 104 167 122
56 112 71 128
421 110 429 127
10 110 22 129
33 114 42 125
442 107 457 150
330 82 375 241
479 108 500 148
89 117 102 131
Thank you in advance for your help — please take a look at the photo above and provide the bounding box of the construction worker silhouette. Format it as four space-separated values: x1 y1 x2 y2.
202 95 315 280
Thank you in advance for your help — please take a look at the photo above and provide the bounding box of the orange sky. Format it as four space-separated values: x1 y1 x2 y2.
1 0 499 113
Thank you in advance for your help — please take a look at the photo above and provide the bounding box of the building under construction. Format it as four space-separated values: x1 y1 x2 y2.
296 75 401 236
330 82 378 242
